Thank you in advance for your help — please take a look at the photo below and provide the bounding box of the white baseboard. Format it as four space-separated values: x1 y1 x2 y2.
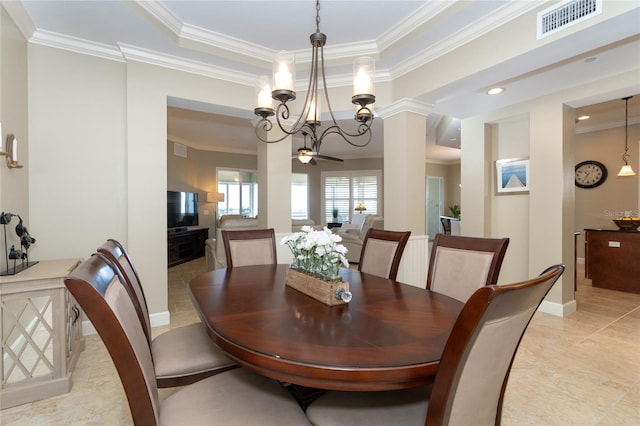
82 310 170 336
538 299 577 317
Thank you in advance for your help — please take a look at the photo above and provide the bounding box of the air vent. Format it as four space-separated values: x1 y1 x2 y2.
537 0 602 39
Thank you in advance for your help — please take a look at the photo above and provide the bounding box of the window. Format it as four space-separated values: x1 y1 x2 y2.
217 169 258 217
291 173 309 219
321 170 381 224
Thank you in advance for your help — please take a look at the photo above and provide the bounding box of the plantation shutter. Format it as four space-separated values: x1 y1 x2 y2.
324 176 350 223
322 170 381 224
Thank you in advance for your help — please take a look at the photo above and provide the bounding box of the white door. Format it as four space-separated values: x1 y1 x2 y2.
426 177 444 240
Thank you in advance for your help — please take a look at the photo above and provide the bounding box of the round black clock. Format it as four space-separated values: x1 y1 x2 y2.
575 160 607 188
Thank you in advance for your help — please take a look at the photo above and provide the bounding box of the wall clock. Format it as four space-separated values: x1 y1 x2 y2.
575 160 607 188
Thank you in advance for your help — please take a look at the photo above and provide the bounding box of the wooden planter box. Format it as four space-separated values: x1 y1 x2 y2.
285 268 350 306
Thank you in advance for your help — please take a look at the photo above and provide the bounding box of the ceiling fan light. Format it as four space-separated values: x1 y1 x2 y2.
298 149 313 164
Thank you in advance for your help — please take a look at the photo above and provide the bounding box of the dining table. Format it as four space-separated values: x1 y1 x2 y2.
188 264 464 392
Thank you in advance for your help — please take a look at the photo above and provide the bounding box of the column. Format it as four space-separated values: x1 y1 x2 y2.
378 99 431 234
256 129 292 233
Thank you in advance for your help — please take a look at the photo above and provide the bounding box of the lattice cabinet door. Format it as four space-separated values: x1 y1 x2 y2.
0 259 83 408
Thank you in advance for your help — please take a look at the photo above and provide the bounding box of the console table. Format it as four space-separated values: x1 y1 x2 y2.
584 228 639 294
0 258 84 408
168 227 208 267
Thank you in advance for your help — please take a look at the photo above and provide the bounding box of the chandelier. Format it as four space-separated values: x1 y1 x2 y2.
254 0 375 163
617 96 636 177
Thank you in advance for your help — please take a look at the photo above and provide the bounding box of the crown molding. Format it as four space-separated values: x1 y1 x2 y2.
377 1 454 52
168 135 257 156
2 0 36 39
389 1 540 79
377 98 434 119
575 116 640 134
118 43 256 86
31 29 125 62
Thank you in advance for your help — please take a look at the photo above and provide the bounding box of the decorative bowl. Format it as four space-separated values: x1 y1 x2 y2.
613 217 640 230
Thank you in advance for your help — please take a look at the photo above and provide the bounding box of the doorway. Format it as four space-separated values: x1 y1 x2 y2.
426 176 444 240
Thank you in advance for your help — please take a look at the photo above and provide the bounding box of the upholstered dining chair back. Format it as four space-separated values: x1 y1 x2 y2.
65 254 311 426
222 228 277 268
427 234 509 302
358 228 411 280
65 253 161 424
97 239 237 388
305 264 565 426
425 264 564 425
97 239 151 342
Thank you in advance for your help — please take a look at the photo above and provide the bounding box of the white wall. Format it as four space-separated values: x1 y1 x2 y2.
0 7 29 261
28 45 128 262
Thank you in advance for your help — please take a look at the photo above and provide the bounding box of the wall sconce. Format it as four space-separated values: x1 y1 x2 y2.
1 134 23 168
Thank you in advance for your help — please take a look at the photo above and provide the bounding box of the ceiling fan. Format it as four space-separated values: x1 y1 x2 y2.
293 132 344 165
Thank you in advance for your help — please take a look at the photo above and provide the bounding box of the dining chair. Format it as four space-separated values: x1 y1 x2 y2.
64 254 310 426
426 234 510 302
439 217 451 234
97 239 236 388
306 264 565 426
221 228 277 268
358 228 411 280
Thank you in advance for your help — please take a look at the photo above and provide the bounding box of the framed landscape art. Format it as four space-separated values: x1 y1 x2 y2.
495 158 530 195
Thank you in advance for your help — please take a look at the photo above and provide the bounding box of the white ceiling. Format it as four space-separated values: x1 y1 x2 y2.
7 0 640 163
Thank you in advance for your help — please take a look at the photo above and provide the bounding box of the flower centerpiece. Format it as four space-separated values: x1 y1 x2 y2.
280 226 352 305
281 226 348 282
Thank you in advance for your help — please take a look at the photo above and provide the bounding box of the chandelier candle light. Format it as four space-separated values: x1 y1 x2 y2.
254 0 375 164
281 226 352 305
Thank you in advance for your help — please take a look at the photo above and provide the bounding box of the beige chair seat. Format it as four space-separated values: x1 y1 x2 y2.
98 239 236 387
151 322 233 381
159 368 310 426
305 385 430 426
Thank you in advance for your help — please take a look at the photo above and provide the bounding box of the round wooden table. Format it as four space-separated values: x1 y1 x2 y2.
189 264 463 391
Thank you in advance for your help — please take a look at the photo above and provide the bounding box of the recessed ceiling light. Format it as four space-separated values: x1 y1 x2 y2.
577 115 590 121
584 57 597 63
487 87 505 95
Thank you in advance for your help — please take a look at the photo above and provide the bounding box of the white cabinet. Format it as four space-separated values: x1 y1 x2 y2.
0 259 83 408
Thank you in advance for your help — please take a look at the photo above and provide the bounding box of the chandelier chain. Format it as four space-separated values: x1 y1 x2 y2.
316 0 321 33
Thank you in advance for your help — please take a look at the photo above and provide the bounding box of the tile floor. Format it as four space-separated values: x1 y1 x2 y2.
1 258 638 425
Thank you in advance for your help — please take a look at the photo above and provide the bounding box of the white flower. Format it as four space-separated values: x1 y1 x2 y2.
280 226 349 282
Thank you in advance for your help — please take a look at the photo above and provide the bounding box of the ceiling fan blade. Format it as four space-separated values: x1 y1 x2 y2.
313 153 344 162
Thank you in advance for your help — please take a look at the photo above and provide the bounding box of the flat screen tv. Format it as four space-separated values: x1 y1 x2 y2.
167 190 199 229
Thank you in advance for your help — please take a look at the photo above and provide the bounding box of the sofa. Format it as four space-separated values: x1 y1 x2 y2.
334 214 384 263
205 215 316 270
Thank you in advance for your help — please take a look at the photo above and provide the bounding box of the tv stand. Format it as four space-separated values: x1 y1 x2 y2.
168 227 208 267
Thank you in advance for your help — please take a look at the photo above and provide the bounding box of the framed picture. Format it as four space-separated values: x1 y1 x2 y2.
495 158 530 194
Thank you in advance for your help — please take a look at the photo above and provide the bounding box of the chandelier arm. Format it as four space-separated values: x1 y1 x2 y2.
317 125 373 149
255 118 291 144
274 101 308 137
318 45 374 148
